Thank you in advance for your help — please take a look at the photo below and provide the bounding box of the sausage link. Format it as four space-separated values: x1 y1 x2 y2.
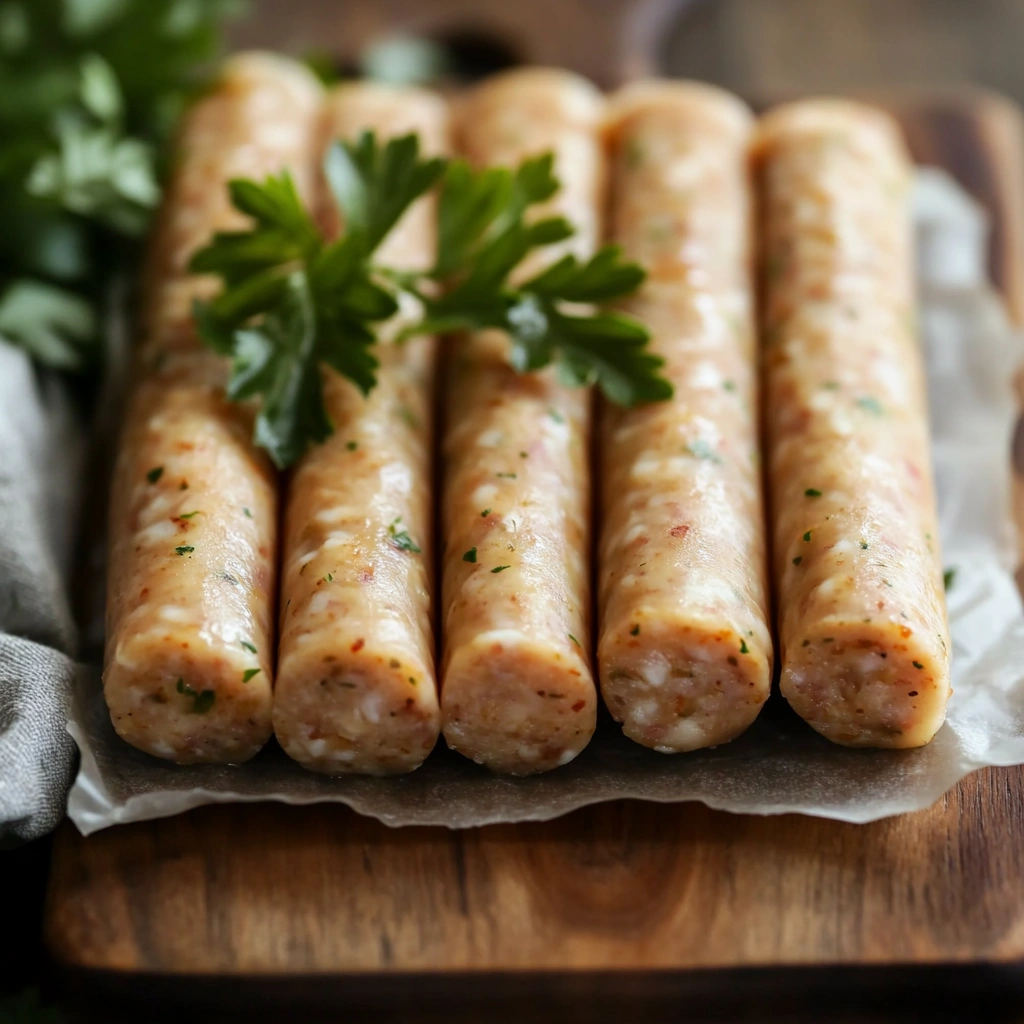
273 85 448 775
598 82 772 752
103 54 321 762
440 69 604 774
755 100 951 747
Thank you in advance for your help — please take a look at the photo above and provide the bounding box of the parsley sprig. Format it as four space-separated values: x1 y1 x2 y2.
0 0 240 369
191 131 671 468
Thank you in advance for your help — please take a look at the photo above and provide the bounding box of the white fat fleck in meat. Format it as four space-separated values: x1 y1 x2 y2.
137 519 179 545
665 157 704 191
305 738 327 758
657 717 708 751
114 643 140 670
516 744 540 762
558 748 579 766
314 505 362 524
632 454 692 480
812 576 841 600
380 461 413 494
294 549 318 569
831 538 859 556
829 408 855 437
807 391 855 436
691 290 726 329
686 642 717 663
150 740 177 759
809 390 839 413
500 514 520 534
373 618 420 646
640 655 670 688
307 590 331 615
472 484 499 506
852 653 882 676
139 493 175 522
678 579 740 611
321 533 354 550
859 451 902 480
477 428 504 448
630 699 660 726
361 690 385 725
623 521 647 545
473 628 532 648
159 605 193 623
260 121 306 147
330 749 356 762
543 416 570 440
619 574 639 588
689 360 723 390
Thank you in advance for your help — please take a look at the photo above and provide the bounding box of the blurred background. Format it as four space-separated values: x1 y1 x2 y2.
5 0 1023 371
233 0 1024 101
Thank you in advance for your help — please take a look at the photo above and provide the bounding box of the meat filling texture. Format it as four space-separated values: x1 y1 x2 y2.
598 81 772 753
103 54 322 762
756 100 951 748
273 85 448 775
440 69 604 774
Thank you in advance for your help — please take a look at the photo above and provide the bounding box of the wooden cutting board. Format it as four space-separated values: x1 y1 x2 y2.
43 91 1024 1023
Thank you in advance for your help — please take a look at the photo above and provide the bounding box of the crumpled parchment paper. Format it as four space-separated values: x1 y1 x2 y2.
66 169 1024 834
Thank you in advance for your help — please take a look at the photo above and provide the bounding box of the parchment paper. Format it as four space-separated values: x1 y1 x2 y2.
66 170 1024 834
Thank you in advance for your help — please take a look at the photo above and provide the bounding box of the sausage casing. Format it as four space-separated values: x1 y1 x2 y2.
103 54 321 762
273 85 448 775
756 100 951 747
598 82 772 752
440 70 604 774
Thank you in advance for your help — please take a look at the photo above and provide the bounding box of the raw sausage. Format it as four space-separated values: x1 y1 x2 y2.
440 69 604 774
598 81 772 752
103 54 321 762
273 84 448 774
755 100 951 747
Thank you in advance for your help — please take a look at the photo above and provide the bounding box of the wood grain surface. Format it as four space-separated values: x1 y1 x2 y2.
43 91 1024 1022
45 768 1024 974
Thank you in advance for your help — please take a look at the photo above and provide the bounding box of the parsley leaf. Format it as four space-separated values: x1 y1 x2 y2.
26 54 161 237
192 134 670 465
191 173 319 291
388 516 421 553
176 677 215 714
0 0 238 369
413 161 670 408
191 136 440 466
524 244 646 303
0 279 96 368
324 130 446 255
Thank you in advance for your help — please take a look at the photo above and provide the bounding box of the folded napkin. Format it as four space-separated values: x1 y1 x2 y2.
0 342 85 845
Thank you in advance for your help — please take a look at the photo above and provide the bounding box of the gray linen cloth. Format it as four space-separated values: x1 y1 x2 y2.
0 341 85 845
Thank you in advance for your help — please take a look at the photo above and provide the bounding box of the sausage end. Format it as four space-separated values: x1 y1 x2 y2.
599 615 771 753
441 637 597 775
781 620 950 748
103 646 273 764
274 642 440 775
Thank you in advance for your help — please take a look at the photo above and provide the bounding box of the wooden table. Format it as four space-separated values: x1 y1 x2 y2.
41 17 1024 1024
